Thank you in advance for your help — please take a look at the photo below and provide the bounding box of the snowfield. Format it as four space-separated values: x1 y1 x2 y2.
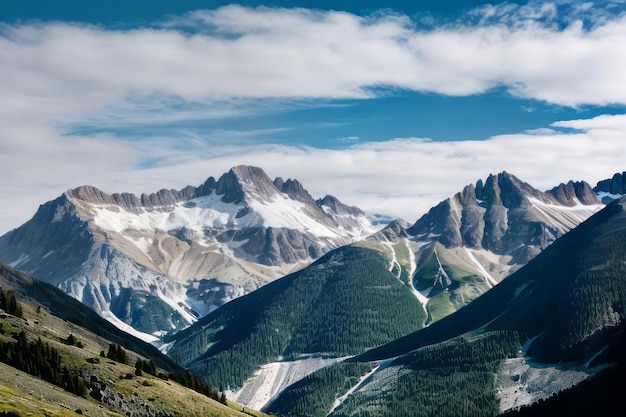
92 192 377 244
464 247 499 287
528 197 603 232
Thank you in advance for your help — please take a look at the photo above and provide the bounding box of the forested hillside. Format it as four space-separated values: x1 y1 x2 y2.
167 244 427 389
354 197 626 364
267 330 521 417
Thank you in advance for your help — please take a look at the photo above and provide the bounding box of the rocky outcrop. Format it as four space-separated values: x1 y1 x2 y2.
0 195 93 286
67 185 198 211
317 195 365 217
408 171 600 255
0 165 377 340
275 178 315 203
594 171 626 202
547 180 599 206
368 219 411 242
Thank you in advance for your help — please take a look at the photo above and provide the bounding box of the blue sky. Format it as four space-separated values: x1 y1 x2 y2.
1 0 626 233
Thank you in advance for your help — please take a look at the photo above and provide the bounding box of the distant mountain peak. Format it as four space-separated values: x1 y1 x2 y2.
594 171 626 203
547 180 599 206
274 177 315 203
316 195 364 217
479 171 543 208
407 171 603 283
0 165 380 341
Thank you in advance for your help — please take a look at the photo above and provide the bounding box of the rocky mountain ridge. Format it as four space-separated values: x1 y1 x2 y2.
1 167 624 417
268 196 626 417
367 171 604 324
169 172 620 411
0 165 380 341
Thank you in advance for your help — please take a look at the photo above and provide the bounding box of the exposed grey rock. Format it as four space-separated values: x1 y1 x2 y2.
547 180 599 206
275 178 315 203
408 197 462 247
316 195 365 217
0 165 376 340
408 171 600 257
369 219 411 242
594 171 626 202
215 168 246 204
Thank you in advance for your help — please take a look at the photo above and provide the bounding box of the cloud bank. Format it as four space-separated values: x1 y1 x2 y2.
1 2 625 233
1 2 625 120
3 113 626 235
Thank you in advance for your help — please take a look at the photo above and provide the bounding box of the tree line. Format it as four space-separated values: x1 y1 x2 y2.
183 245 426 390
0 330 88 397
0 287 23 317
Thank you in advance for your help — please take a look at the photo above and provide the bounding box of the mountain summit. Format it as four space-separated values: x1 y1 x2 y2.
0 166 379 341
371 171 603 324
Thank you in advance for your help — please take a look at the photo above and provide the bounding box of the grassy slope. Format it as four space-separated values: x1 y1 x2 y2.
0 263 181 374
0 263 271 417
413 243 490 324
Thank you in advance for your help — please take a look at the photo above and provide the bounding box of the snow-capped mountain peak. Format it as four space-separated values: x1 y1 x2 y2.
0 165 381 341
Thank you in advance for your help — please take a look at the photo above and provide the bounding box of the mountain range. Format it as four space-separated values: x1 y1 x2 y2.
371 171 603 324
267 195 626 416
1 166 625 416
324 198 626 415
158 168 618 412
0 166 381 341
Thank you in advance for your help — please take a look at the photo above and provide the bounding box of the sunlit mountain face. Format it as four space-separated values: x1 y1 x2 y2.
1 2 626 415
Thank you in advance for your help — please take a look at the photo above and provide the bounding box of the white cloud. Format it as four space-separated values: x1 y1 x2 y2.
1 3 626 233
4 112 625 235
336 136 360 143
1 3 626 124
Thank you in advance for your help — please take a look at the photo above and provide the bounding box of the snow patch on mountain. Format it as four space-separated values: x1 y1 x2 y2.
246 194 348 238
403 240 430 310
595 191 624 203
433 249 451 288
464 248 498 287
100 311 159 344
527 197 604 232
92 194 241 236
381 242 400 277
8 253 29 268
154 287 198 324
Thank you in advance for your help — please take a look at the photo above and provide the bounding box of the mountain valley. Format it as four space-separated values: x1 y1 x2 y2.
1 167 625 417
